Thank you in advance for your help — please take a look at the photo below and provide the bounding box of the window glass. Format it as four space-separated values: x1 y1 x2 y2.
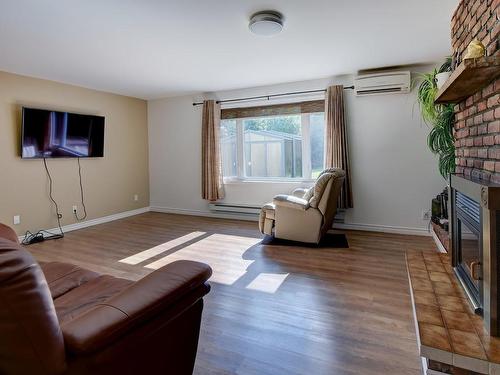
243 115 302 178
310 113 325 179
220 107 324 180
220 119 237 177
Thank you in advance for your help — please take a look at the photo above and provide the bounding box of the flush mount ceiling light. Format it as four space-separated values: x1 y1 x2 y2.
249 11 284 36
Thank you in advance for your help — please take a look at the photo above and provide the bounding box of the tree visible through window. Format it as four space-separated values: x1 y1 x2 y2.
220 109 324 180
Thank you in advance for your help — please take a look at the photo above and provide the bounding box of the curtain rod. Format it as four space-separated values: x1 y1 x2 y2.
192 86 354 106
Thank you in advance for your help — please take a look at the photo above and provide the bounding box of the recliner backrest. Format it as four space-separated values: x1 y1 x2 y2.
302 168 345 236
0 236 66 375
305 168 346 209
318 174 345 235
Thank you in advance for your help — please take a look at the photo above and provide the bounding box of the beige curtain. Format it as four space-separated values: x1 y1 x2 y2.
324 85 353 208
201 100 224 201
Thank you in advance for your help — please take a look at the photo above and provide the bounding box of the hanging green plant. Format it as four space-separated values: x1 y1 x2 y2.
417 68 440 124
416 59 456 179
429 104 456 177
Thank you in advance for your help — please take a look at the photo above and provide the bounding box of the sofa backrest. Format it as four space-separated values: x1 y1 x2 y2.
0 223 19 244
0 234 66 374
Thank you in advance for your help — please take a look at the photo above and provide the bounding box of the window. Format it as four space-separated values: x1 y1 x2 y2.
220 119 237 178
220 101 325 181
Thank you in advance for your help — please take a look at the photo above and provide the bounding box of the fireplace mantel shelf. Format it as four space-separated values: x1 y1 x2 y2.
435 56 500 104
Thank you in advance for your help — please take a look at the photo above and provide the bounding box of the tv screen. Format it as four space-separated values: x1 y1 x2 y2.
21 107 105 158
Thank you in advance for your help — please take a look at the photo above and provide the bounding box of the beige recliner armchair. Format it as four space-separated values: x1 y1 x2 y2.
259 168 346 244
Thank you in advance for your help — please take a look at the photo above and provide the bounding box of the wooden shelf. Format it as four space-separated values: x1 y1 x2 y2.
434 56 500 104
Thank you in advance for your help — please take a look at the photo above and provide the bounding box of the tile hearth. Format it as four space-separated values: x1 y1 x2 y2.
407 251 500 374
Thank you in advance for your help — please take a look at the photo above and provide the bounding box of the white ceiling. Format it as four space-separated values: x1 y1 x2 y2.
0 0 457 99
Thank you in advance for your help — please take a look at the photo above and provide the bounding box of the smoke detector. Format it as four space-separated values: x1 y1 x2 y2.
249 11 284 36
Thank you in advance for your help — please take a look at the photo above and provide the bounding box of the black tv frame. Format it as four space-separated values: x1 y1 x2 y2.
20 107 105 159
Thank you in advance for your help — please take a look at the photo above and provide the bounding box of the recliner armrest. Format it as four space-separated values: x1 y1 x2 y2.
291 187 309 199
273 194 310 210
61 260 212 354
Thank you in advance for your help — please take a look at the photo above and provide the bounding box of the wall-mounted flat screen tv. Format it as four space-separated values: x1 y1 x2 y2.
21 107 105 158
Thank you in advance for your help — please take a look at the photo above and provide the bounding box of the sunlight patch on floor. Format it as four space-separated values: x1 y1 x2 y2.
118 231 206 265
144 233 261 285
246 272 289 293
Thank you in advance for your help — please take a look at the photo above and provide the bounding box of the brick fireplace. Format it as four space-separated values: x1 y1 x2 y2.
453 0 499 178
448 0 500 337
406 2 500 373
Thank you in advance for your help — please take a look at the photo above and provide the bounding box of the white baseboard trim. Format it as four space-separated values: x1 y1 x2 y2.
150 206 432 236
18 207 150 242
335 222 431 237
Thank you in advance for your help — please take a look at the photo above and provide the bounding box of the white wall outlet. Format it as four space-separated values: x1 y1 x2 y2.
13 215 20 225
421 209 431 220
72 205 78 214
134 194 139 202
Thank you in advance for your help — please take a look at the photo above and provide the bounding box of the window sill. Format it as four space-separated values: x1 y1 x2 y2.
223 178 315 185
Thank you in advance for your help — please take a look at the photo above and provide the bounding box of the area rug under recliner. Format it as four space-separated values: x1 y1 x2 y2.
261 232 349 248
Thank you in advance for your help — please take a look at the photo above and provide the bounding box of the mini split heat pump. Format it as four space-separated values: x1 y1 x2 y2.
354 71 411 96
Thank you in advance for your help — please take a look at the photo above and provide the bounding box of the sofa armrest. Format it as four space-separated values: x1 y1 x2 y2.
273 194 310 210
61 260 212 354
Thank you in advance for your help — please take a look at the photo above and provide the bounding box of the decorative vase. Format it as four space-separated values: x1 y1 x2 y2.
464 39 485 60
436 72 451 89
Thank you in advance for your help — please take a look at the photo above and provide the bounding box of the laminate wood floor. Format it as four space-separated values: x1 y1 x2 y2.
28 212 437 375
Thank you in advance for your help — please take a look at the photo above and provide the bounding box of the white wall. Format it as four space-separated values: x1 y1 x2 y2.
148 67 446 234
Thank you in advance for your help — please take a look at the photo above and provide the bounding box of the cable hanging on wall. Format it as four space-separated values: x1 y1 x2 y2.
74 157 88 221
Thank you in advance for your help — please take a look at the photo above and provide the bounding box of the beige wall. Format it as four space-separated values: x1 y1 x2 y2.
0 71 149 235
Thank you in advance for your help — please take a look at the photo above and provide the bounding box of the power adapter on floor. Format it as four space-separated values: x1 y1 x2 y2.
28 233 45 244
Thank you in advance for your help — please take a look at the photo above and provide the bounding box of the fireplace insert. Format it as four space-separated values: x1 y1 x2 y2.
453 191 482 313
450 174 500 336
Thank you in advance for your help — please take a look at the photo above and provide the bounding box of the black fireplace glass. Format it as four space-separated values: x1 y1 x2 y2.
454 191 482 311
457 218 481 291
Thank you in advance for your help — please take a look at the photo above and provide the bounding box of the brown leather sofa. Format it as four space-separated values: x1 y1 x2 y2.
0 223 212 375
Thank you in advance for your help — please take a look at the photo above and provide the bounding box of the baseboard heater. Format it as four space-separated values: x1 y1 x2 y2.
208 202 345 223
208 203 261 216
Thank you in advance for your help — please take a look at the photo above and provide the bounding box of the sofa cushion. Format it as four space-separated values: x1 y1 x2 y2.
53 274 133 325
41 262 100 299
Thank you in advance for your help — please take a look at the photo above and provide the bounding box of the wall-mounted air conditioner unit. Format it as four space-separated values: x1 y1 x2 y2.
354 71 411 96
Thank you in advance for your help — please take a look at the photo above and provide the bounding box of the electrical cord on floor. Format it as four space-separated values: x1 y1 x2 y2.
22 228 64 245
74 157 88 221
